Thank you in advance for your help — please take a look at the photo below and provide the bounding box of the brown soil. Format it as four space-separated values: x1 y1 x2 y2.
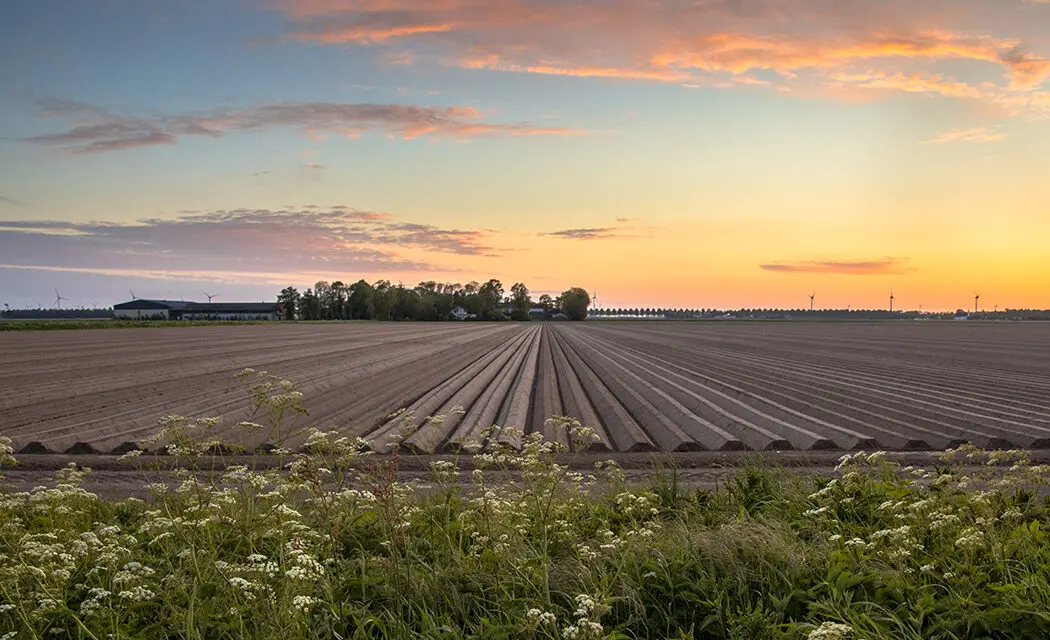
2 321 1048 457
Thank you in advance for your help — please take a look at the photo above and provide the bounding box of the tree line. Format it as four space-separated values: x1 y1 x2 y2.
276 280 591 321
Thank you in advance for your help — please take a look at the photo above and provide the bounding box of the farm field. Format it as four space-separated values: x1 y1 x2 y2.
2 321 1050 455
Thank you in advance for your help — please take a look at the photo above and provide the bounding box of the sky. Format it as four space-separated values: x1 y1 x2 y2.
1 0 1049 311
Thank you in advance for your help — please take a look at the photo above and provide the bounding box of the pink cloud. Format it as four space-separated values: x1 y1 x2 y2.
0 207 499 284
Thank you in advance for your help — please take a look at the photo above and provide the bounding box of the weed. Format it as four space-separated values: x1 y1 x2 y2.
1 379 1049 638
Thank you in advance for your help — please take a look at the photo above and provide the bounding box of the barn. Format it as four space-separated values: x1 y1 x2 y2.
113 300 280 321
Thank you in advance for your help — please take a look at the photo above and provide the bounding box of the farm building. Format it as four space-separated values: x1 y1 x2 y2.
112 300 280 321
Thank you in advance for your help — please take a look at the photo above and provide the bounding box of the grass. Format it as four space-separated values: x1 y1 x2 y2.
0 319 267 331
2 373 1049 639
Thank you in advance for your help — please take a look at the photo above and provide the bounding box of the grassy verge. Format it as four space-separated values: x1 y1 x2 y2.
2 376 1048 639
0 319 266 331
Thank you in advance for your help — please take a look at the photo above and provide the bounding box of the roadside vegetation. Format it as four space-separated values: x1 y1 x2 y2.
2 373 1049 639
0 319 264 332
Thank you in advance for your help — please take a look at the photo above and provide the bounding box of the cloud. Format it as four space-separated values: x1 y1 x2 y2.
24 99 584 153
760 258 910 275
273 0 1050 115
829 70 991 99
252 170 271 176
0 196 26 207
303 162 328 169
0 207 496 282
543 227 619 240
542 219 653 240
922 126 1006 144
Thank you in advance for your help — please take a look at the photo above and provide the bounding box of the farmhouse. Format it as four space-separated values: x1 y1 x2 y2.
112 300 280 321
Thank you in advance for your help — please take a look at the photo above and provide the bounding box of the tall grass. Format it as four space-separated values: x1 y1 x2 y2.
2 373 1049 639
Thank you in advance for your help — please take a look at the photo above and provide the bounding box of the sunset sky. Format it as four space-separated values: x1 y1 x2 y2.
1 0 1049 311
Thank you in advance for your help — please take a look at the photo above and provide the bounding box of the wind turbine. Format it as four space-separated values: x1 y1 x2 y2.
889 290 895 313
808 292 815 312
54 289 69 309
129 289 138 300
974 293 980 314
202 291 217 303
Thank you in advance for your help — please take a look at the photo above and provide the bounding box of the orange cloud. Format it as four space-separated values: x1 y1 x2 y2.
458 54 690 82
651 30 1050 89
291 22 459 44
274 1 1050 114
922 127 1006 144
828 70 991 99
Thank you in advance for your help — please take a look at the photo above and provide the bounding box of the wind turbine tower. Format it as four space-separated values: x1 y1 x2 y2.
54 289 69 309
809 292 815 312
203 291 217 302
889 290 895 313
974 293 980 315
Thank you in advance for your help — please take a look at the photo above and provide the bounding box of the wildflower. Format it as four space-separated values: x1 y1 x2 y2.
291 595 318 614
807 621 853 640
117 449 142 463
574 594 596 617
920 564 935 574
955 528 984 551
118 587 155 602
527 607 557 626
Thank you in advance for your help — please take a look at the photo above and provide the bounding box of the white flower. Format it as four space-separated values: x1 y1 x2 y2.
118 586 155 602
292 595 318 614
807 621 853 640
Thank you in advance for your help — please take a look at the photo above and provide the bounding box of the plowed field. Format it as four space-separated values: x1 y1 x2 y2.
3 321 1049 455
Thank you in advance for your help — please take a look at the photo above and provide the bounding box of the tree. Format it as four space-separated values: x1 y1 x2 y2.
538 294 554 311
299 288 320 320
559 287 591 321
478 279 505 320
276 286 300 320
347 280 374 319
331 281 348 319
510 282 531 321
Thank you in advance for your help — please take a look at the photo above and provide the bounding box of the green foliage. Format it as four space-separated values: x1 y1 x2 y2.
510 282 533 321
2 388 1050 639
559 287 591 321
